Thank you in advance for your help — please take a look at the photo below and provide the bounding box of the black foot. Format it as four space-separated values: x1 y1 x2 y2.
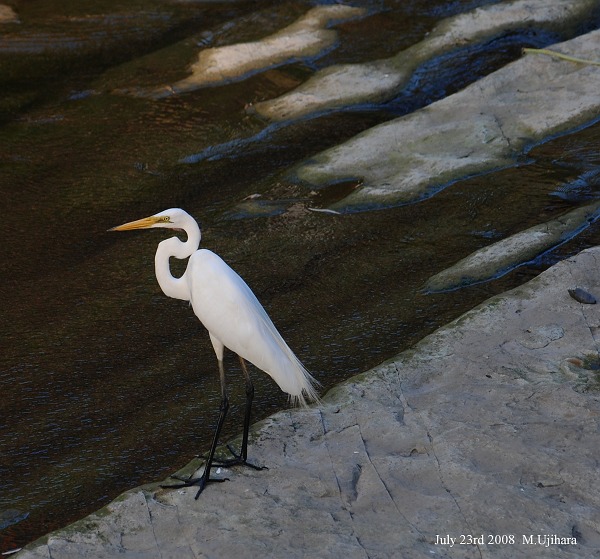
161 471 230 499
209 445 268 471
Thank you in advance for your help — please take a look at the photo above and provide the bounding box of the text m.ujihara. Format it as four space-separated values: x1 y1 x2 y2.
523 535 576 547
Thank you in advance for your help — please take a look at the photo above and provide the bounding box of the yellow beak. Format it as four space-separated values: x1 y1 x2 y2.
108 216 162 232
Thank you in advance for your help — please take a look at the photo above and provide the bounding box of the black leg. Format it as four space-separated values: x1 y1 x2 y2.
212 357 266 471
161 359 231 498
239 355 253 462
161 356 265 498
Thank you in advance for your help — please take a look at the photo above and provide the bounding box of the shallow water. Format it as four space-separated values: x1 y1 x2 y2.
1 0 599 551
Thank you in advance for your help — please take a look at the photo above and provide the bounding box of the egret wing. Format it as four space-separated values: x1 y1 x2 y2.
187 249 319 405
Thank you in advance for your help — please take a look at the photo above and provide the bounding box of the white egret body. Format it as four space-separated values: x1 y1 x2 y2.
110 208 319 496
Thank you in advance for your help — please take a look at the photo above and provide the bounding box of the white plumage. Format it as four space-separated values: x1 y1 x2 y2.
186 248 318 405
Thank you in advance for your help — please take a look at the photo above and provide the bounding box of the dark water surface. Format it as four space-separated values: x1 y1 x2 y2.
1 0 599 551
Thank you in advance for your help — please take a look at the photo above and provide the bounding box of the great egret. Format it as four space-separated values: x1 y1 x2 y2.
110 208 319 498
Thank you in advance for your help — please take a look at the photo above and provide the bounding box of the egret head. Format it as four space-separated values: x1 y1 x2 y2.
109 208 190 232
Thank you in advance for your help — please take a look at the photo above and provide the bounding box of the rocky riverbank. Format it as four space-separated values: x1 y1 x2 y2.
16 246 600 559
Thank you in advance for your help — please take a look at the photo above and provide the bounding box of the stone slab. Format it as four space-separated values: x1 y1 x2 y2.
295 29 600 211
254 0 600 122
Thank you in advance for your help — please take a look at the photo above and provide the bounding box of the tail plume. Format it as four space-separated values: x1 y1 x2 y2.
288 356 321 408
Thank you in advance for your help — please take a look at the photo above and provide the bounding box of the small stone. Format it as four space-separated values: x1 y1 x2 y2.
568 287 597 304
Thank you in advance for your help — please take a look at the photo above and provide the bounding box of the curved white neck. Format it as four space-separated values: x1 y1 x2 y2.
154 221 200 301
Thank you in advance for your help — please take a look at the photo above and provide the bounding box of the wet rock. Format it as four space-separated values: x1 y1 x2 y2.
0 509 28 531
423 201 600 292
255 0 599 121
568 287 597 304
17 244 600 557
295 28 600 211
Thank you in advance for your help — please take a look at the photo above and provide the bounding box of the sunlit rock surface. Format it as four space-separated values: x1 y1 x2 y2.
295 28 600 212
132 5 365 98
424 201 600 292
0 4 18 23
254 0 600 121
